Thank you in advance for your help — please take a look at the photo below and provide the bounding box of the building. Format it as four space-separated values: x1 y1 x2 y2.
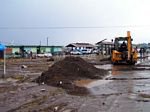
96 41 114 55
66 43 95 51
6 45 63 58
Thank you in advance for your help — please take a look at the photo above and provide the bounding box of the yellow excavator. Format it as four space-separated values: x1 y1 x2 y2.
111 31 138 65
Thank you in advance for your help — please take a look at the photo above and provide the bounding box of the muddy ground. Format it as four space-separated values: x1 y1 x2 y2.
37 56 108 95
0 56 150 112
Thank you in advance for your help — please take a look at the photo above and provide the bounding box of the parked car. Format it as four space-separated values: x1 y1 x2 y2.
36 53 45 57
92 50 99 54
44 53 52 57
36 53 52 58
70 50 82 55
80 49 92 54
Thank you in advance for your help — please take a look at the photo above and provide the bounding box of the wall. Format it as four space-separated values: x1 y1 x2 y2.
12 47 20 54
45 47 51 53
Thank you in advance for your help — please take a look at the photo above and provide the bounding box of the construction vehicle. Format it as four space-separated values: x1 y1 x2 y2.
111 31 138 65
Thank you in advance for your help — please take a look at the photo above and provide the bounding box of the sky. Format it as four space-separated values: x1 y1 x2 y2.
1 0 150 46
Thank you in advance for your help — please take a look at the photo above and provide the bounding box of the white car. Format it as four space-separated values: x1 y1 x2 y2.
70 50 82 55
81 49 92 54
44 53 52 57
37 53 52 58
36 53 45 57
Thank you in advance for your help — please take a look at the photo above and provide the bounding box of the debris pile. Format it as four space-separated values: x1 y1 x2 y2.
37 56 108 93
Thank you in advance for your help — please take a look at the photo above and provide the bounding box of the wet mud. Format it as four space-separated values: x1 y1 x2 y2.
1 57 150 112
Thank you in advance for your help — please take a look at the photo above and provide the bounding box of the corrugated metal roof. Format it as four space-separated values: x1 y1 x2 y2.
96 41 114 45
66 43 95 48
6 45 63 48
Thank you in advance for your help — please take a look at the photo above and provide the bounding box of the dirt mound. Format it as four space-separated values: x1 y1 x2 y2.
37 56 108 94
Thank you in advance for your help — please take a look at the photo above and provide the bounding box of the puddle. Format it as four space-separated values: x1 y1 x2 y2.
86 80 112 88
86 80 116 95
127 93 150 102
95 64 112 70
74 79 114 95
133 67 150 70
136 58 150 66
74 79 94 87
128 93 138 100
131 93 150 103
0 79 7 84
75 79 112 88
109 69 150 80
73 63 150 96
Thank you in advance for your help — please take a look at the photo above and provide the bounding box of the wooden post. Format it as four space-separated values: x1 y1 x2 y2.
2 50 6 78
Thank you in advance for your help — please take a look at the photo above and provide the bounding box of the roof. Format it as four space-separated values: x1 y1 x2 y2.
6 45 63 48
96 41 114 45
66 43 95 48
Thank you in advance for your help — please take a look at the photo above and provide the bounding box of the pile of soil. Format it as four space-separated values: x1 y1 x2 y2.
37 56 108 94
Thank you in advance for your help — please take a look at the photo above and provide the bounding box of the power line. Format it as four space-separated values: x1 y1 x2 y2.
1 25 150 29
0 41 19 45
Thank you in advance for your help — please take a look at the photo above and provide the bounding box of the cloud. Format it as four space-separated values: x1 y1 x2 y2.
0 0 150 45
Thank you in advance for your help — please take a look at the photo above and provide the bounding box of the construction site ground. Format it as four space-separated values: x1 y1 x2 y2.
0 55 150 112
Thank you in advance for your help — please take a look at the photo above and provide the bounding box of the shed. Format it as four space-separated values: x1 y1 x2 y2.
96 41 114 55
66 43 95 50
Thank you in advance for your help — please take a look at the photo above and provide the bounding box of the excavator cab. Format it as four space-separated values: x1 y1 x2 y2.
111 31 138 65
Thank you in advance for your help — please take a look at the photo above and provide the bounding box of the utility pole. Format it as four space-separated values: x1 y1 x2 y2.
40 41 41 46
47 37 48 46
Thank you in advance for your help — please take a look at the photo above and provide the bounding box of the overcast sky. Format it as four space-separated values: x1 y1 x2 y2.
0 0 150 46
